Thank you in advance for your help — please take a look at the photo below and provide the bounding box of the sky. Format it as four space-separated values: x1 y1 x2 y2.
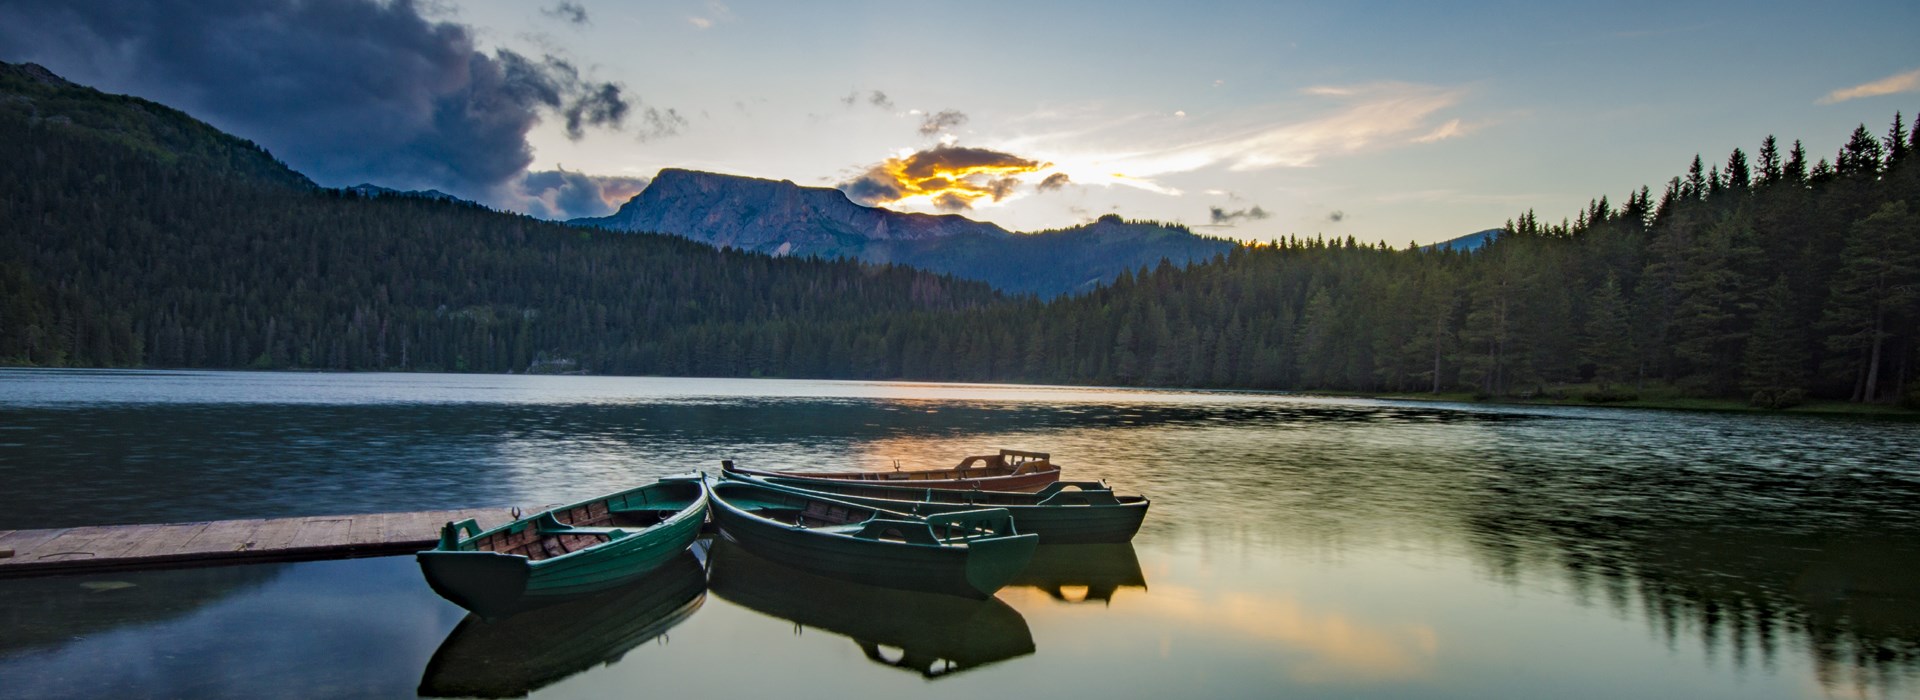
1 0 1917 245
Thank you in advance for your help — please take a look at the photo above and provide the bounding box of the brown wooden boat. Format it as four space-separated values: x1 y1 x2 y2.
724 449 1061 492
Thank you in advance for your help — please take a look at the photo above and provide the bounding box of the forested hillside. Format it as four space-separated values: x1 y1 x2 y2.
0 63 998 373
4 60 1916 406
648 116 1920 407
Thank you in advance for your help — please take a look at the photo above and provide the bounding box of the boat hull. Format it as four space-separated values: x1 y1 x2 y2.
730 467 1061 492
732 476 1149 544
417 478 709 619
708 482 1037 600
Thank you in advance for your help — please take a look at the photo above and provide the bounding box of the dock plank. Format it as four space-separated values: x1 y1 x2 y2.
288 517 352 550
117 522 212 560
180 518 268 556
0 528 67 556
0 506 523 578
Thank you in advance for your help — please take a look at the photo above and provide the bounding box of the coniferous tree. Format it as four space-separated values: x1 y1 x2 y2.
1743 276 1807 407
1786 140 1809 184
1726 148 1752 190
1822 201 1919 402
1582 274 1633 391
1757 136 1782 186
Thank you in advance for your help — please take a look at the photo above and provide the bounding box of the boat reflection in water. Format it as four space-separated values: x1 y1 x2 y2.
707 540 1035 679
1009 544 1147 604
417 551 708 698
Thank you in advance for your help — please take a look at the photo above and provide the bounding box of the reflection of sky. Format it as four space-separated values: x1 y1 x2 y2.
6 540 1883 699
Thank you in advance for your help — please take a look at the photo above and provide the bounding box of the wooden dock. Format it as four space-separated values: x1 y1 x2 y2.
0 507 515 578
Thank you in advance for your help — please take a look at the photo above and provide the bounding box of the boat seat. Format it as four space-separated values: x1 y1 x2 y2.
610 500 694 514
554 526 626 537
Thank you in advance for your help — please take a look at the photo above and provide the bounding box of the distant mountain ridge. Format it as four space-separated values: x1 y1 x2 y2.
573 169 1235 297
1425 228 1501 252
343 183 465 203
572 169 1008 256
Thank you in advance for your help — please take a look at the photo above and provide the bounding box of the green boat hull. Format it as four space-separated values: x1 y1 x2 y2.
417 477 709 619
418 552 708 698
730 473 1149 544
708 480 1038 600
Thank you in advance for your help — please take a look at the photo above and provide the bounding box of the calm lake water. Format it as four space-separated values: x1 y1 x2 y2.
1 368 1918 699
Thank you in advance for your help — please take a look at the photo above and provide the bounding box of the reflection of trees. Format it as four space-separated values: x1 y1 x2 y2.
1461 455 1920 695
0 563 282 657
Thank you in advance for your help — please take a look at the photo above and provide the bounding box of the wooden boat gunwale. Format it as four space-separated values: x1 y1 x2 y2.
722 449 1063 492
430 475 708 566
724 469 1150 544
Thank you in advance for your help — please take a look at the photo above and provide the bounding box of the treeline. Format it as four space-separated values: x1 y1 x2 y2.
4 60 1918 406
0 66 999 374
638 115 1920 406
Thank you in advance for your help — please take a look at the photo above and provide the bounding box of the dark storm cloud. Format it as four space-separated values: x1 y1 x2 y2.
1209 205 1272 225
0 0 665 202
542 2 589 25
511 169 649 220
918 109 969 135
1036 172 1072 192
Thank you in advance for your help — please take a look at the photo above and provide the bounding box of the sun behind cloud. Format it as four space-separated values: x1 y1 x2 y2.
842 144 1054 211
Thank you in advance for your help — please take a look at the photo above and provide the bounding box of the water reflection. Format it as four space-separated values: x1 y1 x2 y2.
0 557 461 698
418 552 708 698
707 540 1035 679
4 370 1920 696
1008 544 1147 604
0 565 279 657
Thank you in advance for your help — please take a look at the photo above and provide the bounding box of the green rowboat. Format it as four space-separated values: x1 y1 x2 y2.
722 466 1149 544
707 478 1038 600
416 476 708 619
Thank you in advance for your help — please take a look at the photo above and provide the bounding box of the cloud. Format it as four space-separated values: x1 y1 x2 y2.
993 82 1466 196
0 0 669 204
1036 172 1072 192
1817 67 1920 104
1209 205 1272 225
1327 210 1345 222
636 106 687 141
542 2 588 25
840 144 1048 210
1412 118 1465 143
841 89 893 110
918 109 969 136
506 169 650 220
688 0 733 29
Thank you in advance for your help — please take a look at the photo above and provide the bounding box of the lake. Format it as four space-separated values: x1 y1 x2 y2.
1 368 1916 699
